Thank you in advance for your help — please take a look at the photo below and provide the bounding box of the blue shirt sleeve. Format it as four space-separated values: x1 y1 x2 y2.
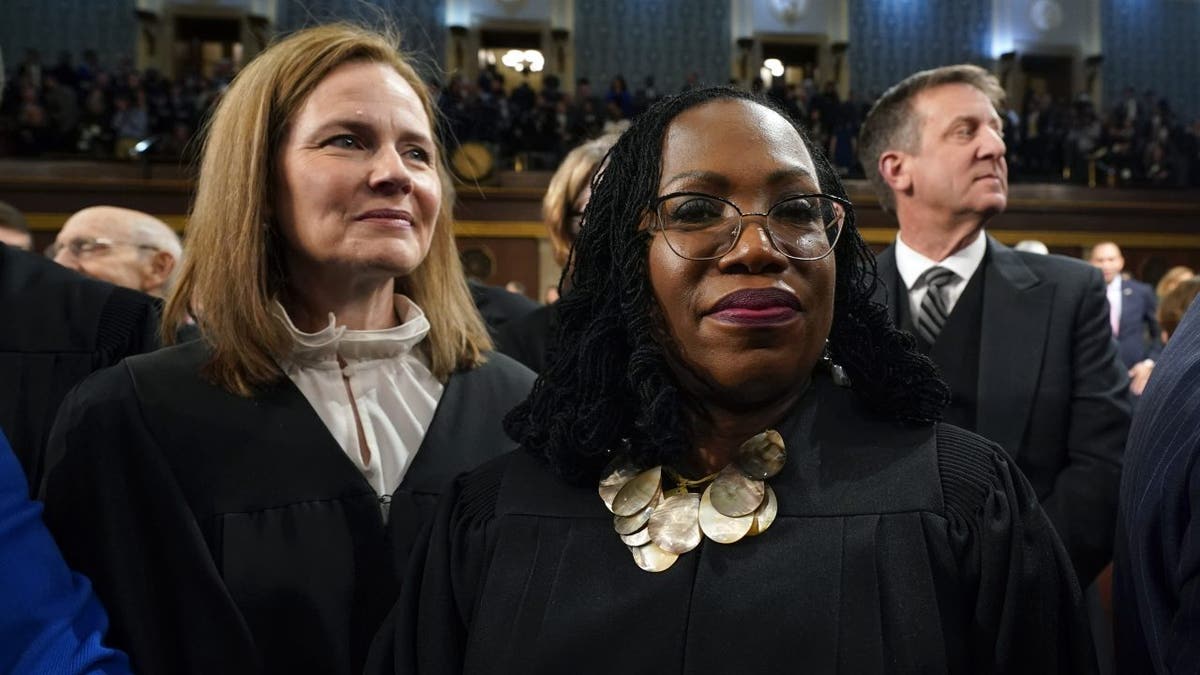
0 428 132 675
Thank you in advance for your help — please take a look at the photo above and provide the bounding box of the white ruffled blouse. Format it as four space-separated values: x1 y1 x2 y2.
275 295 444 507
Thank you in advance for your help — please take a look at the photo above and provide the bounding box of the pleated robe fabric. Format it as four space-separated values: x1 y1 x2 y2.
40 339 535 675
370 375 1097 674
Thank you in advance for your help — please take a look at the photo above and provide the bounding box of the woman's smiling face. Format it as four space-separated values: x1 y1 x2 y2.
647 98 835 406
273 60 442 285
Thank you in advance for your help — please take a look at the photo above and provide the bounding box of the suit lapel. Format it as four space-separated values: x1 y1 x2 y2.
976 237 1054 456
1119 279 1138 336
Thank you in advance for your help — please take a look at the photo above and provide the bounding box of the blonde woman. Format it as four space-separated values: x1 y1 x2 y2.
42 24 533 675
495 134 618 371
1155 265 1194 301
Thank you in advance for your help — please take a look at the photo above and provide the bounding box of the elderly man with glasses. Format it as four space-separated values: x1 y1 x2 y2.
49 206 182 298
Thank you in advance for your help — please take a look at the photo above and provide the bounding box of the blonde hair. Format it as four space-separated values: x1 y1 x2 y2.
164 23 491 396
1158 277 1200 340
858 64 1006 212
542 134 619 267
1155 265 1195 300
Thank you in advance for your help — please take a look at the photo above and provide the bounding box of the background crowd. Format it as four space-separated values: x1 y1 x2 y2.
5 46 1200 189
0 48 229 161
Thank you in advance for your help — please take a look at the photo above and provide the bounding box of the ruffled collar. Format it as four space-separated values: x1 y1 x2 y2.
274 294 430 365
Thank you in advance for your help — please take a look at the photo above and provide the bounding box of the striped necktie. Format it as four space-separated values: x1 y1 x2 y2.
916 266 958 345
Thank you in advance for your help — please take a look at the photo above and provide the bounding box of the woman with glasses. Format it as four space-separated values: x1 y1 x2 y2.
369 87 1094 673
40 24 533 675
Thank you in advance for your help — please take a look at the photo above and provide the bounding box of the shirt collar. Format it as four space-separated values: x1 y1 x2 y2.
1107 276 1122 294
274 294 431 363
894 229 988 290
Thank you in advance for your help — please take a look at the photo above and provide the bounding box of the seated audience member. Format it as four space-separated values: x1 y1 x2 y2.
0 429 131 674
0 201 32 251
0 243 158 488
370 87 1093 673
48 206 182 298
1157 277 1200 341
1114 289 1200 673
1088 241 1163 394
1154 265 1194 301
41 24 533 675
496 134 618 372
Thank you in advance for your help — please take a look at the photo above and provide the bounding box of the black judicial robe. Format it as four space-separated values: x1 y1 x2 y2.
0 243 159 490
370 376 1097 674
41 338 535 675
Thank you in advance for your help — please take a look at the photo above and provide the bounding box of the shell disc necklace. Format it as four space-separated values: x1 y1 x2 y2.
598 429 786 572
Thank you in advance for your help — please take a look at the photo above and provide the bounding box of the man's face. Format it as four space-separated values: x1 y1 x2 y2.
903 83 1008 222
51 212 153 291
1089 243 1124 284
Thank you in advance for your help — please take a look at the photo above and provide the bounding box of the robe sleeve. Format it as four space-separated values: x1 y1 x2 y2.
366 456 508 675
39 365 260 675
938 424 1098 674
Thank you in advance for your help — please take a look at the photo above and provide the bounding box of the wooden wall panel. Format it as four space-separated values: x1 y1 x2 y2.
4 164 1198 291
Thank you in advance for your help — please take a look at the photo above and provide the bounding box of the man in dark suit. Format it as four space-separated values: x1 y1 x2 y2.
1114 294 1200 673
1088 241 1163 395
0 243 159 491
858 64 1130 584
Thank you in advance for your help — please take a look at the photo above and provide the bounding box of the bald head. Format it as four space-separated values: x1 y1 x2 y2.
52 206 183 296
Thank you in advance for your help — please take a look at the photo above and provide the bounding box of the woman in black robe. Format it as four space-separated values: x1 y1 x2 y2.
370 87 1096 674
40 24 533 675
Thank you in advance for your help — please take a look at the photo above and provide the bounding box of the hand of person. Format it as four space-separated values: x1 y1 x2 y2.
1128 359 1154 396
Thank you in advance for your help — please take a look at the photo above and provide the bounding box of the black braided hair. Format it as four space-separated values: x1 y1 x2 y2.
504 86 949 485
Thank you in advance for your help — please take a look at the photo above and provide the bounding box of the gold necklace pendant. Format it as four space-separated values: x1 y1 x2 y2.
613 489 659 535
598 429 787 572
611 466 661 516
698 485 755 543
647 492 702 554
709 464 766 517
599 456 640 511
746 484 778 536
735 429 787 480
629 541 679 572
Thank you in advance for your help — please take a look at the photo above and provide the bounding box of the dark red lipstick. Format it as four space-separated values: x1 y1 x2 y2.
707 288 802 325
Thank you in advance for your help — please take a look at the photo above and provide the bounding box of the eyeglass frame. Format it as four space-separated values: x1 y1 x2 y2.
46 236 161 260
650 191 852 262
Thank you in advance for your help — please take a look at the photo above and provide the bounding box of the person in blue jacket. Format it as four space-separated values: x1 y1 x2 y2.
0 427 130 674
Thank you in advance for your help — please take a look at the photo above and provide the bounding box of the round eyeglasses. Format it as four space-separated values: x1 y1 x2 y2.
652 192 850 261
45 236 160 260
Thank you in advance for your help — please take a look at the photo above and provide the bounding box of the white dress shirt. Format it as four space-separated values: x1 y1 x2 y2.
894 230 988 320
1106 275 1123 335
275 295 445 508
